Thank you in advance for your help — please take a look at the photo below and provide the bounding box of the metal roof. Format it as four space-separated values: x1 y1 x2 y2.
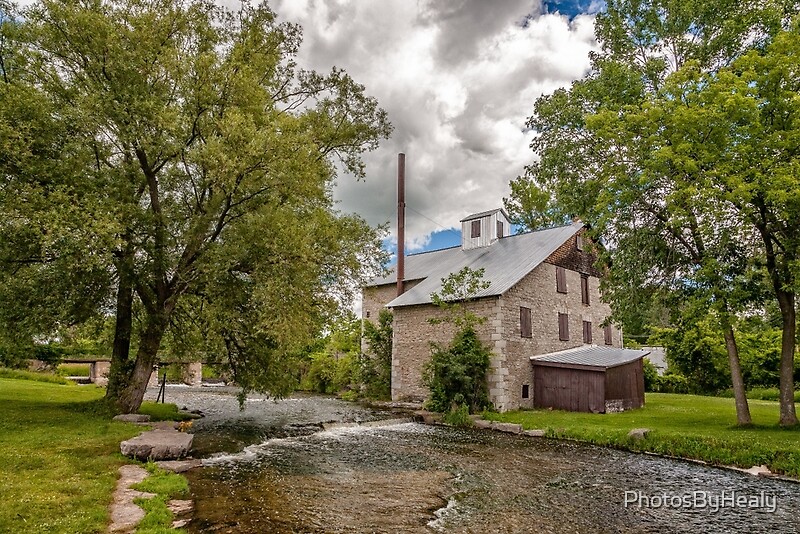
530 346 650 370
460 208 510 222
367 222 583 308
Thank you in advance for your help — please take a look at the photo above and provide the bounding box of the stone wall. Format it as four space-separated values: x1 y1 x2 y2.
390 297 501 404
499 261 620 411
546 227 605 278
361 284 398 326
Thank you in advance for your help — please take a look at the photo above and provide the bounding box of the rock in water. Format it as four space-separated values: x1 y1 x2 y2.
120 429 193 460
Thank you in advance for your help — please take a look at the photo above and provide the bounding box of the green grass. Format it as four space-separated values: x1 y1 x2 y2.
138 402 193 422
57 363 92 377
0 367 71 384
133 463 190 497
717 387 800 403
484 393 800 477
131 464 189 533
0 378 143 533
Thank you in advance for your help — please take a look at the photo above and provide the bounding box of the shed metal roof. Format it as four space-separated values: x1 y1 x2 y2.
530 346 650 371
367 222 583 308
460 208 510 222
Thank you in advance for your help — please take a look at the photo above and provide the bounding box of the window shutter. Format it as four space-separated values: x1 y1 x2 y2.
471 220 481 238
581 274 590 305
604 324 613 345
558 312 569 341
520 307 532 338
583 320 592 344
556 267 567 294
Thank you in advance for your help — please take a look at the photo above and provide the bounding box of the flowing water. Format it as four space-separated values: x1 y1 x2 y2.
149 386 800 533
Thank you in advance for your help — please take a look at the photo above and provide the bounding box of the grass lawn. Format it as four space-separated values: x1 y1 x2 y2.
485 393 800 477
0 378 142 533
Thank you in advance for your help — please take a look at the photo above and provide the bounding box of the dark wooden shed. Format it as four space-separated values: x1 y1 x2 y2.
530 346 648 413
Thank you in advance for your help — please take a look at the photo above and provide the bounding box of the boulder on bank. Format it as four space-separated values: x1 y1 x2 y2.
120 429 193 461
492 422 523 434
113 414 151 423
628 428 651 441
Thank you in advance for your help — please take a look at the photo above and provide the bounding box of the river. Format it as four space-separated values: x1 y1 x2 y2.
147 386 800 533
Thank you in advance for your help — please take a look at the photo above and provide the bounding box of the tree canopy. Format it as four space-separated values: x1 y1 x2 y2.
507 0 800 425
0 0 391 412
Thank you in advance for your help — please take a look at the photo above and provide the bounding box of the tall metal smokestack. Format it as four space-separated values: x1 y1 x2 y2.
396 153 406 297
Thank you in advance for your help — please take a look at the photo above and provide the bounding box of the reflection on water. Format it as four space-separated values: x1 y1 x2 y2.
148 386 800 533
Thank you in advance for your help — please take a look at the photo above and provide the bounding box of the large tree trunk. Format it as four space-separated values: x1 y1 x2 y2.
105 265 135 407
776 290 798 427
721 319 751 426
113 318 168 413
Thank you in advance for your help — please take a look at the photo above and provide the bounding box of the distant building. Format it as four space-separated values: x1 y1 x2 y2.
362 208 647 412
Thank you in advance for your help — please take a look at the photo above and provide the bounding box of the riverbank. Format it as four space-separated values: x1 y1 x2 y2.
483 392 800 478
0 377 191 533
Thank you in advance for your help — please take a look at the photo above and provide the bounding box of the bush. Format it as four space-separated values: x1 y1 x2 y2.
299 352 357 394
653 373 690 394
443 403 473 427
643 358 659 392
360 310 392 400
423 326 491 413
0 344 27 369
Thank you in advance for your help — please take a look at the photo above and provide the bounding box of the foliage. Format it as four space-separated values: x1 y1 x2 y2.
649 315 787 392
424 327 491 413
298 312 362 395
443 403 473 428
650 321 731 394
507 0 800 425
485 393 800 477
360 309 393 400
424 267 493 413
642 358 658 392
650 373 691 394
299 353 358 395
0 0 391 412
503 177 569 231
429 267 490 329
0 378 142 533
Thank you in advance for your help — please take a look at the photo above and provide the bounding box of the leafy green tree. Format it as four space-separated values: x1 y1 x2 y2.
0 0 390 412
361 309 392 400
508 0 800 425
423 267 492 413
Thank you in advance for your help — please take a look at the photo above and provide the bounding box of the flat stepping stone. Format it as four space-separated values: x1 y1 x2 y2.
108 465 155 533
120 429 193 461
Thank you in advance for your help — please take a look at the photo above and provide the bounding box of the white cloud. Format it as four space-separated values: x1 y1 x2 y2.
268 1 599 248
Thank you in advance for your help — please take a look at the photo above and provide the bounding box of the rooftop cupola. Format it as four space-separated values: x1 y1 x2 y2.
460 208 511 250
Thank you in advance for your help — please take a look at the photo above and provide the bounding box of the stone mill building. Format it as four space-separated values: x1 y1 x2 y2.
361 208 645 413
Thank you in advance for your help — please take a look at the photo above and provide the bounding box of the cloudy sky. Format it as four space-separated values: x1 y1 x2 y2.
266 0 602 254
